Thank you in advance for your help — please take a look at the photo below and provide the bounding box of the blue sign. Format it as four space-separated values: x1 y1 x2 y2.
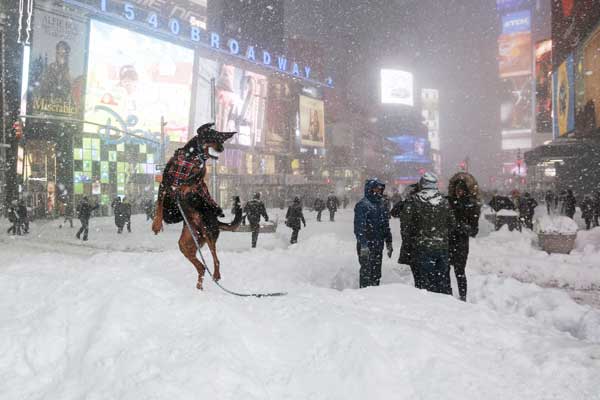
62 0 333 87
387 136 431 164
497 0 530 11
502 10 531 34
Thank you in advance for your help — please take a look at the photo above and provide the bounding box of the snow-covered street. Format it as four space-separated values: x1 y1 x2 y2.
2 209 600 399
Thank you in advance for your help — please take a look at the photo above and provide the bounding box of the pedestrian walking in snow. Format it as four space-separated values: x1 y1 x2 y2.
286 197 306 244
342 195 349 209
231 196 243 221
354 178 393 288
112 197 126 233
6 202 21 236
76 197 99 241
593 192 600 227
581 195 595 230
313 197 325 222
545 190 556 215
17 200 29 234
448 174 480 301
62 200 74 228
391 183 422 288
518 192 538 230
243 192 269 248
561 189 577 219
404 173 455 295
327 192 339 222
122 197 132 232
144 198 155 221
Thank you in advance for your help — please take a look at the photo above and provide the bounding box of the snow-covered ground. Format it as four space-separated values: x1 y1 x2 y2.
1 209 600 399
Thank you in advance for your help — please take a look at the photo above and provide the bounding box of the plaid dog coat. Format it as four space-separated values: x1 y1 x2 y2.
168 150 205 186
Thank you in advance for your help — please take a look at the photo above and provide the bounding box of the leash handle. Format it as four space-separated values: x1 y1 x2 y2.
175 197 287 298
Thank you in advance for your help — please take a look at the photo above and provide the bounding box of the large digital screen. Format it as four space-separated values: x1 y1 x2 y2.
84 20 194 144
29 9 87 117
299 95 325 147
502 10 531 34
215 64 268 147
497 0 530 11
381 69 414 106
421 89 440 151
535 40 553 133
498 32 532 78
387 136 431 164
500 75 533 132
582 28 600 127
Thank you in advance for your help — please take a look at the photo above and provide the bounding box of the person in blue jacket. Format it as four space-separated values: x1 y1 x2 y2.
354 178 393 288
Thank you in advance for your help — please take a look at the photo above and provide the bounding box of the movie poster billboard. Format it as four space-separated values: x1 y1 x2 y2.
421 89 440 151
28 9 87 117
583 28 600 125
501 75 533 132
84 20 194 144
381 69 414 106
387 136 431 164
553 54 575 137
215 64 268 147
498 10 532 78
535 40 552 133
299 95 325 147
265 78 294 152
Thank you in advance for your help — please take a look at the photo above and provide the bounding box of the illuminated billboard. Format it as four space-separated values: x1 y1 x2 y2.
215 65 268 147
498 32 532 78
535 40 552 133
29 10 86 117
553 54 575 137
84 20 194 144
381 69 414 106
496 0 530 11
387 136 430 164
582 28 600 126
299 95 325 147
421 89 440 151
501 10 531 34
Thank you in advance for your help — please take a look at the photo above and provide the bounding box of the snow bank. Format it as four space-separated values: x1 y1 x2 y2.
535 215 579 235
1 212 600 399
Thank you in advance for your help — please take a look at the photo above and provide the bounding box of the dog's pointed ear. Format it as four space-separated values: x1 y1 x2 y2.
219 131 237 142
197 122 215 135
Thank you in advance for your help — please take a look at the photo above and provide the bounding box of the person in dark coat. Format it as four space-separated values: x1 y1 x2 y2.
63 200 74 228
6 202 21 236
545 190 556 215
390 189 402 209
286 197 306 244
76 196 99 241
313 197 325 222
326 192 339 222
342 195 349 209
518 192 538 230
581 195 595 230
390 183 422 288
405 173 455 295
593 192 600 228
448 179 480 302
144 198 155 221
354 178 393 288
561 189 577 219
231 196 243 221
17 200 29 234
111 197 126 233
122 197 132 232
243 192 269 248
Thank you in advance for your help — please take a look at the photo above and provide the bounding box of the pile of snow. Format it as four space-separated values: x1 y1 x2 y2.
535 215 579 235
496 209 518 217
2 211 600 399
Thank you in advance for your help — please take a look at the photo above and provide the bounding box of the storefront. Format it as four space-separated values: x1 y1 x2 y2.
19 0 333 214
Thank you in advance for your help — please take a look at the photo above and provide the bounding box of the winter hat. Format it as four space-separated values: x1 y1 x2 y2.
253 192 261 200
419 172 438 190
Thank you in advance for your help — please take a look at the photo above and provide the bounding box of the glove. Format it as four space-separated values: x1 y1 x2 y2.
359 246 370 259
387 244 393 259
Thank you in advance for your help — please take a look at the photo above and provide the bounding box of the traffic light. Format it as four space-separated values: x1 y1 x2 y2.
13 120 23 141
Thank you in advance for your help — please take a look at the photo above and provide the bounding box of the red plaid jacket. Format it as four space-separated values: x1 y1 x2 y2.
168 150 204 186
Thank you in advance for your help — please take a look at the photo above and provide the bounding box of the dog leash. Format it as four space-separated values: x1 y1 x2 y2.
176 197 287 298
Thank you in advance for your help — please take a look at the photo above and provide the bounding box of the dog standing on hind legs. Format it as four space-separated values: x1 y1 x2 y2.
152 123 241 290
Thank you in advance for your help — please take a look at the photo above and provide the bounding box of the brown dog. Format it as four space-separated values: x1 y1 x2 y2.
152 123 240 289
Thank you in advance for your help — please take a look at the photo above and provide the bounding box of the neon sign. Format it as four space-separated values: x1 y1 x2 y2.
62 0 334 87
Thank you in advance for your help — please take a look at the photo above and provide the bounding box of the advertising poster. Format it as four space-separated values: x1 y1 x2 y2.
500 75 533 131
84 20 194 144
299 95 325 147
498 33 532 78
496 0 530 11
553 55 576 137
387 136 431 164
421 89 440 151
380 69 414 106
501 10 531 34
28 9 86 116
583 28 600 125
265 79 294 152
215 64 268 147
535 40 553 133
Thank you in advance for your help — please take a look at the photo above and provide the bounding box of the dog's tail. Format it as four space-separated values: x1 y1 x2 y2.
219 209 243 231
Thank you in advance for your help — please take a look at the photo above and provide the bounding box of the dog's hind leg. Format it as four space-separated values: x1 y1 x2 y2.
178 226 206 290
196 223 221 282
